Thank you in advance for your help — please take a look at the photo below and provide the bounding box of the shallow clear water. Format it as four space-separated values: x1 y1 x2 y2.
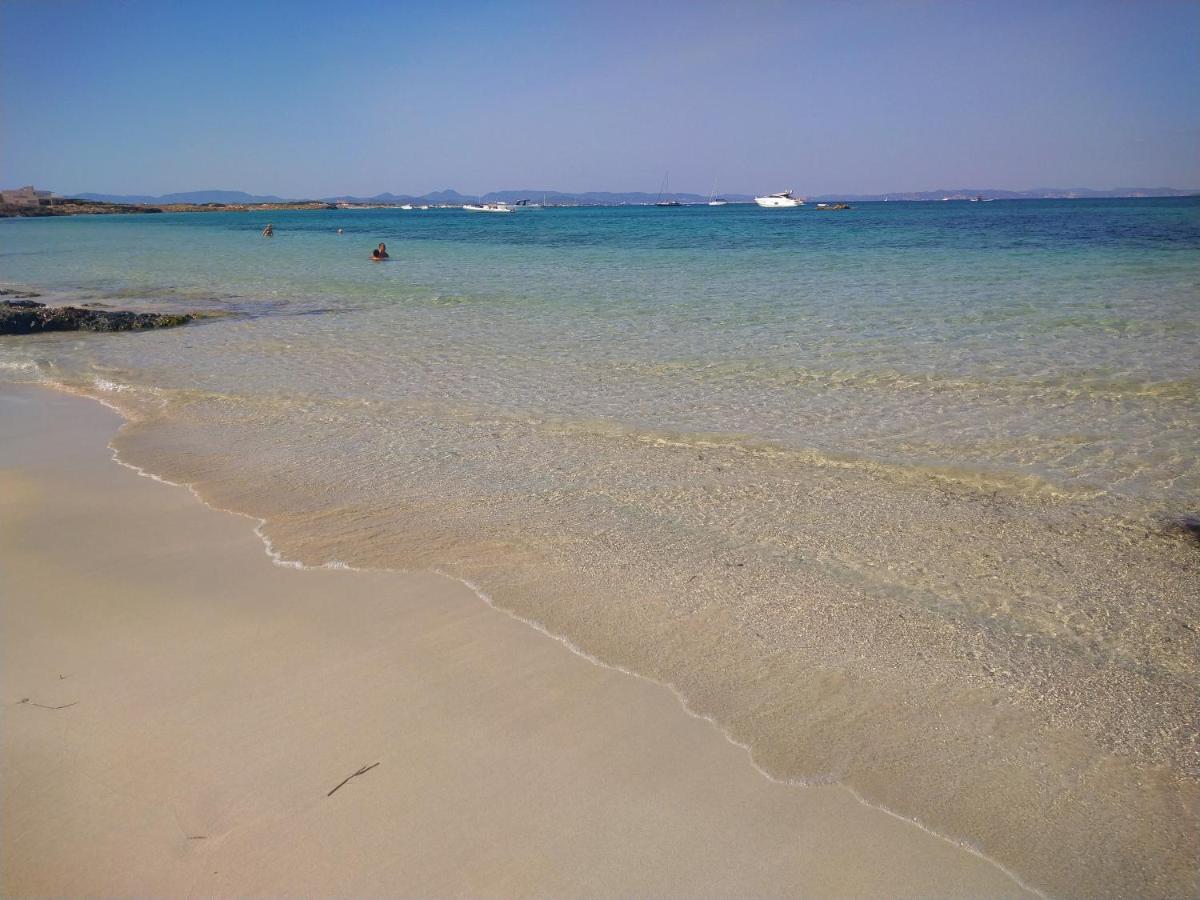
3 199 1198 897
4 200 1198 515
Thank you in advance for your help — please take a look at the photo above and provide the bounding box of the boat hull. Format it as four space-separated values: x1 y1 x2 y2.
754 196 804 208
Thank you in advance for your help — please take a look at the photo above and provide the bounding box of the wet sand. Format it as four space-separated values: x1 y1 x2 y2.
0 384 1031 897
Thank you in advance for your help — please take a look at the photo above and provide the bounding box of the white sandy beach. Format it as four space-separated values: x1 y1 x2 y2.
0 384 1032 897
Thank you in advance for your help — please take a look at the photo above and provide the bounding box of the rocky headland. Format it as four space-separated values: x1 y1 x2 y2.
1 198 336 218
0 198 162 218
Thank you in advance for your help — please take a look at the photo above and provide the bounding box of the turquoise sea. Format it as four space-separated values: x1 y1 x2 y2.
3 200 1198 515
2 199 1198 897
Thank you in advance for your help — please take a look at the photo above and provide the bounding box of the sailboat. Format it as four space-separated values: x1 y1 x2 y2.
707 179 728 206
654 172 682 207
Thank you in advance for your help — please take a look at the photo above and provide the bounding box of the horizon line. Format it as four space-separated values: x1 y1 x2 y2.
53 183 1200 201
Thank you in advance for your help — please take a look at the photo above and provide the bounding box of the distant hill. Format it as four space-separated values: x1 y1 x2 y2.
317 186 1200 205
68 186 1198 207
325 189 755 205
812 187 1200 202
73 190 293 205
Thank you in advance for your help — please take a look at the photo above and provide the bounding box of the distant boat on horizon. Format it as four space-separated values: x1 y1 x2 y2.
754 190 804 208
707 179 728 206
463 202 513 213
655 172 682 207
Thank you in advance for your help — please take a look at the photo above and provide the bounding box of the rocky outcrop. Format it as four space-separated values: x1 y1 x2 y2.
0 199 163 218
1 299 194 335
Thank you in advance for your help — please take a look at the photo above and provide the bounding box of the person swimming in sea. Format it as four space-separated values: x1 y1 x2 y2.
262 223 273 237
371 242 389 261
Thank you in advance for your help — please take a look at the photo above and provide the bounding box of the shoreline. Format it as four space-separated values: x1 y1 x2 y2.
0 383 1034 897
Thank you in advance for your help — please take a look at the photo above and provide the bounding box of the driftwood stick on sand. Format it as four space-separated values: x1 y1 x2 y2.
18 699 79 710
327 762 380 797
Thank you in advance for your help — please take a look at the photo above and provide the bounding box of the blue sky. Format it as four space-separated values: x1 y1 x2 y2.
2 0 1197 197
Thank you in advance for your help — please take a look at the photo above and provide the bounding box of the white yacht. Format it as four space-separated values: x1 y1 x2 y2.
754 190 804 208
463 202 513 213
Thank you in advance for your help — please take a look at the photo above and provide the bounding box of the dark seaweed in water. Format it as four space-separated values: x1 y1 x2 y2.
0 300 194 335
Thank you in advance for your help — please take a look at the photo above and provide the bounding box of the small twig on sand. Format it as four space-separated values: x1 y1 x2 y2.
18 699 78 710
327 762 380 797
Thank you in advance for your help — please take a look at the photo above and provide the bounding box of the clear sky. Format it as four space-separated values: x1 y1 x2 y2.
2 0 1197 197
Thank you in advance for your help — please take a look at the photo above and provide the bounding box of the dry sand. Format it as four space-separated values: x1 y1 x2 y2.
0 384 1032 897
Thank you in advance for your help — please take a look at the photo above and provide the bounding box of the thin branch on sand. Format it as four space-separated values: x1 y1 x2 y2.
327 762 380 797
17 698 78 710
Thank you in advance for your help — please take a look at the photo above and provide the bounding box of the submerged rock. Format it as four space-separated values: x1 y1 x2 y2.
0 299 195 335
0 288 42 301
1177 515 1200 542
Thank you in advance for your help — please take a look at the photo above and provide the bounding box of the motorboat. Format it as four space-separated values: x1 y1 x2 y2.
754 190 804 208
463 202 513 213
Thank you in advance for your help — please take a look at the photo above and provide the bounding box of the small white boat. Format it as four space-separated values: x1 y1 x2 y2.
754 190 804 208
399 204 414 210
463 202 513 213
707 179 728 206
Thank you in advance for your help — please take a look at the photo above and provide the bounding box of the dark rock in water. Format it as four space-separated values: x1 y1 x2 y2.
1179 516 1200 542
1 299 194 335
0 288 42 300
1161 514 1200 543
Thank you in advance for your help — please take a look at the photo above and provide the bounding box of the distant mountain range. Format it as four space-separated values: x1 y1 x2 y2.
819 186 1200 202
71 186 1198 206
73 189 289 205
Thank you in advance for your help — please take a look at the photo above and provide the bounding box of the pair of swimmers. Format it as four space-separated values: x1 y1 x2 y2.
264 225 386 262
